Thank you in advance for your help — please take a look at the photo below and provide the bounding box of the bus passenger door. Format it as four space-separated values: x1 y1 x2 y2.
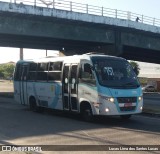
62 64 70 110
62 64 78 111
70 64 78 111
20 65 28 105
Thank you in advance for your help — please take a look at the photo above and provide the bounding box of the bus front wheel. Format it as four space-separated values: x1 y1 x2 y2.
81 106 93 122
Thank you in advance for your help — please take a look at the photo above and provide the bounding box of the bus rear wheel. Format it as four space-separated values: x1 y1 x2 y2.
29 97 44 113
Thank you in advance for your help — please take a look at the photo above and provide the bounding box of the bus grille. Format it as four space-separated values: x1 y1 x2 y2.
120 106 136 111
117 97 137 112
117 97 137 103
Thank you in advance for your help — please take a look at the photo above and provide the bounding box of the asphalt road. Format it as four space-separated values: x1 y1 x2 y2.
0 97 159 154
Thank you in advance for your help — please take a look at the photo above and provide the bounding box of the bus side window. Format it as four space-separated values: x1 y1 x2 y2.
48 62 62 81
80 63 96 85
82 64 92 79
36 63 48 81
28 62 37 81
14 63 21 81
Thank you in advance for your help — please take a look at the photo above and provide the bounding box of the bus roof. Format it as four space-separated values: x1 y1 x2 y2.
16 53 126 64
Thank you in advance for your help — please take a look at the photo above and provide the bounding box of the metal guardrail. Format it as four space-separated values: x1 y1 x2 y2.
1 0 159 27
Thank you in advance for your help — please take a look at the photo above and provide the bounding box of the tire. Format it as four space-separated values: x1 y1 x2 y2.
29 97 44 113
81 107 93 122
29 97 36 112
120 115 132 120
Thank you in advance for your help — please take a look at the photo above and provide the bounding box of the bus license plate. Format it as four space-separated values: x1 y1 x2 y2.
124 103 132 107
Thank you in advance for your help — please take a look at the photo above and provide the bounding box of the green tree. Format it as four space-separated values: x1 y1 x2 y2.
0 64 15 79
0 71 4 78
129 61 140 76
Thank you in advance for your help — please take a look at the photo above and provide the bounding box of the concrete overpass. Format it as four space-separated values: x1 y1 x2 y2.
0 0 160 63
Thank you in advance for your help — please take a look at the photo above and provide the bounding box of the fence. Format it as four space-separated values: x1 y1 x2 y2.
1 0 159 27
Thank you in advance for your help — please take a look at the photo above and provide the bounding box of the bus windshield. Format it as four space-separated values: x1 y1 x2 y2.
92 57 140 88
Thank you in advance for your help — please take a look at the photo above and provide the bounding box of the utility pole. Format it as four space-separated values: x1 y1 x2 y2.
20 48 23 60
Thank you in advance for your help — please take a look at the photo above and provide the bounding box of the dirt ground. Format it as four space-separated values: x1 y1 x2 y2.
0 80 13 92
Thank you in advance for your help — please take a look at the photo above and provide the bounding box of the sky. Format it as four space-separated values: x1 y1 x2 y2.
0 0 160 77
70 0 160 19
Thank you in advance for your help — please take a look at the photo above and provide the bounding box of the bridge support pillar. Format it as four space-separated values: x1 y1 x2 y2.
20 48 23 60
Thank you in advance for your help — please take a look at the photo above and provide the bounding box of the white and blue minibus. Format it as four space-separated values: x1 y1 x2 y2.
13 53 143 121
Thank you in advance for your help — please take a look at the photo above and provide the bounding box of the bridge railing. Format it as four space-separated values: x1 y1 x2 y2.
2 0 160 27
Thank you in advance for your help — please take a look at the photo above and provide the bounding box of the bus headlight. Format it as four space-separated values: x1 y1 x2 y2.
105 108 110 112
138 96 143 102
107 97 114 103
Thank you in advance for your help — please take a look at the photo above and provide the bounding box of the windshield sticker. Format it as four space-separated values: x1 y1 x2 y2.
104 67 114 76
